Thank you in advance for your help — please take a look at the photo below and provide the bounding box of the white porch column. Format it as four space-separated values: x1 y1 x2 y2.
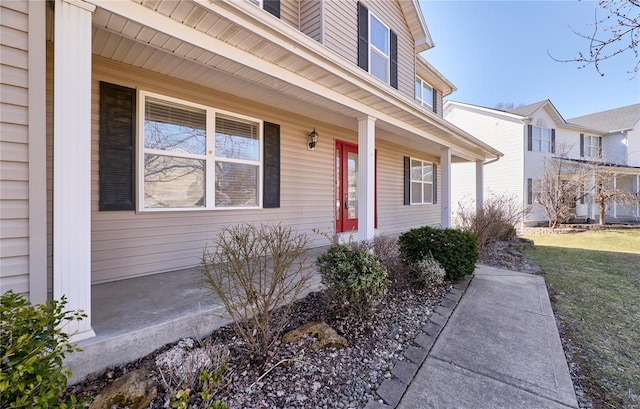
440 148 452 228
357 116 376 242
54 0 96 341
612 174 617 219
475 160 484 212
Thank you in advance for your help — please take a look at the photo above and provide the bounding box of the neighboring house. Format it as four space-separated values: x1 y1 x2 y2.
445 100 640 226
0 0 500 378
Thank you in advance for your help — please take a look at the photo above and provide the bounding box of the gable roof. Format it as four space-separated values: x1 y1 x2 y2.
567 103 640 133
416 55 456 96
508 99 566 126
400 0 434 52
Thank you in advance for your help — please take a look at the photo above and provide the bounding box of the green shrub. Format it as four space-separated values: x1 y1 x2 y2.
399 226 478 281
316 244 389 318
411 253 446 288
0 291 85 408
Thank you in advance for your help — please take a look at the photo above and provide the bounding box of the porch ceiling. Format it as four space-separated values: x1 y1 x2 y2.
88 0 500 162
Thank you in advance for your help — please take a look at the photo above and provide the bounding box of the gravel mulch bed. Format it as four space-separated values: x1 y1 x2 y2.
67 282 450 408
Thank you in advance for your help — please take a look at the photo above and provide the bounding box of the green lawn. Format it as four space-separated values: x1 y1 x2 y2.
523 230 640 408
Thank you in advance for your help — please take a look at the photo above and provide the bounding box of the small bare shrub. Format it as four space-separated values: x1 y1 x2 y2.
456 194 529 253
411 254 446 288
357 235 405 275
201 224 312 357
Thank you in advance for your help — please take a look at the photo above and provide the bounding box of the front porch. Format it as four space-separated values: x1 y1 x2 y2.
65 246 327 384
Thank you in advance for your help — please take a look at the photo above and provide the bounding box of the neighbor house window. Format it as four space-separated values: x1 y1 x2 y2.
410 158 434 204
139 91 261 211
415 77 434 109
584 135 601 158
369 13 390 83
532 126 553 152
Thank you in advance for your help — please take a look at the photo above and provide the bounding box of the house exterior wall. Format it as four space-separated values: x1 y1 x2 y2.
603 132 627 164
88 57 441 283
625 122 640 167
300 0 322 42
280 0 299 29
323 0 415 99
1 0 30 297
445 105 524 217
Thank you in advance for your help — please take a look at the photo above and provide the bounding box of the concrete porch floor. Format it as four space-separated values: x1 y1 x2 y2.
65 246 328 384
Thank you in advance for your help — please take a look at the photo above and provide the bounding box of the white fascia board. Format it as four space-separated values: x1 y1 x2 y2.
445 101 525 122
89 0 496 160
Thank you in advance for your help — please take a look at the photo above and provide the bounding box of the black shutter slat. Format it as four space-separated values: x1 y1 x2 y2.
527 125 533 151
357 2 368 71
580 133 584 157
99 82 136 211
263 122 280 208
598 136 603 157
527 178 533 205
432 89 438 114
433 163 438 204
551 129 556 154
263 0 280 18
403 156 410 205
390 30 398 89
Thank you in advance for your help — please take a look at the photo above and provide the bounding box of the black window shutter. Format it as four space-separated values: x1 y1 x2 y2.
263 0 280 18
99 82 136 211
390 30 398 89
598 136 603 157
551 129 556 154
403 156 410 205
432 89 438 114
527 125 533 151
580 133 584 157
263 122 280 208
527 178 533 205
433 163 438 204
357 2 368 71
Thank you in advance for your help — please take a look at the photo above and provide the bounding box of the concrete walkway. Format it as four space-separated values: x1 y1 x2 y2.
370 264 579 409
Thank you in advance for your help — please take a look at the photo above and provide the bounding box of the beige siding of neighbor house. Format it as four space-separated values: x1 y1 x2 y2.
86 57 440 283
323 0 415 99
0 1 30 296
300 0 322 42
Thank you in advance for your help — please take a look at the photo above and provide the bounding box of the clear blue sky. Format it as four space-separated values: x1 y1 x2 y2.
418 0 640 119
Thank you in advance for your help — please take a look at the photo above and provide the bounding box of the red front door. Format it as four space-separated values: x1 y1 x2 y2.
336 141 359 233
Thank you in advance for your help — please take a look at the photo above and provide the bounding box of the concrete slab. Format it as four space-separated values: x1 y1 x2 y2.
397 357 576 409
397 266 578 409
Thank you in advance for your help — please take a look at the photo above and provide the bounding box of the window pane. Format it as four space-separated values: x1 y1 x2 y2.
370 15 388 54
145 98 206 155
411 181 423 204
144 154 205 208
423 183 433 204
215 115 259 161
215 162 258 207
411 159 423 181
370 51 388 82
422 163 433 183
533 127 542 138
422 84 433 107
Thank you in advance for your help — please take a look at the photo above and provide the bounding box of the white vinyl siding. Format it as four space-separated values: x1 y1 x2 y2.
1 1 30 297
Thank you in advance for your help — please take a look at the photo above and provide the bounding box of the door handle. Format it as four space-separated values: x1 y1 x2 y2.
344 193 348 209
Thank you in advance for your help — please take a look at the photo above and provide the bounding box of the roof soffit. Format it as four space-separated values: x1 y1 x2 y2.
87 0 498 160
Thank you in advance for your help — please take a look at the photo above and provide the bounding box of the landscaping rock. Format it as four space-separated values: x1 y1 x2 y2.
282 322 349 350
88 369 157 409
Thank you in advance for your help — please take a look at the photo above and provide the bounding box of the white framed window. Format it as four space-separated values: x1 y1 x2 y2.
584 135 601 158
410 158 434 204
369 12 390 83
415 77 433 109
138 91 262 211
532 126 552 153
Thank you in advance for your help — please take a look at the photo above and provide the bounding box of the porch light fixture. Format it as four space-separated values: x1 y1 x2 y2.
308 128 319 150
